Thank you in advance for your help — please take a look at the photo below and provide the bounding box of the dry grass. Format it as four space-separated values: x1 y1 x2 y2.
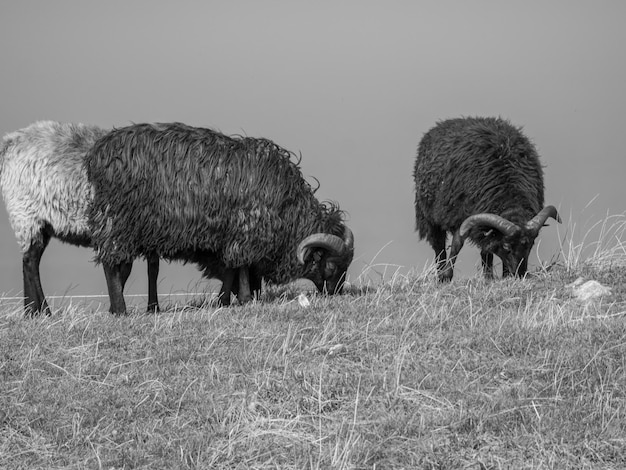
1 214 626 469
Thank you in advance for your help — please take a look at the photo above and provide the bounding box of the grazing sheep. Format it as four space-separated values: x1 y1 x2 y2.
85 122 354 315
0 121 163 315
413 116 561 281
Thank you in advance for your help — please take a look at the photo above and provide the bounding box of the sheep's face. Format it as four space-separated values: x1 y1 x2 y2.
481 230 536 277
297 228 354 294
302 249 351 294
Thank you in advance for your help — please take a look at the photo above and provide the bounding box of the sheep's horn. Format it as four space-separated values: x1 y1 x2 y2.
342 226 354 254
526 206 561 236
297 233 347 264
460 214 521 239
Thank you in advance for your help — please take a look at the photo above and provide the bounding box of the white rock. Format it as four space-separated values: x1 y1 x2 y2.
572 280 611 302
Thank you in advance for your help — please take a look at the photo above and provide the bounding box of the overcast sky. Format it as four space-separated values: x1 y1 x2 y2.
1 1 625 309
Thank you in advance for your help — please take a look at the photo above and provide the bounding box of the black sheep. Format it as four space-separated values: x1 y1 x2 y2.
413 116 560 281
85 122 353 314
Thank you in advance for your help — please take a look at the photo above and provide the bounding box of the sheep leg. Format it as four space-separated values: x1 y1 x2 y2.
481 251 494 279
103 262 127 315
443 230 464 282
146 253 160 312
218 269 235 306
236 267 252 304
120 262 133 287
429 228 449 282
231 269 240 297
502 260 512 277
249 265 262 300
22 235 51 316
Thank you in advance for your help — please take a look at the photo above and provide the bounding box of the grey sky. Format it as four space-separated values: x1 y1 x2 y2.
1 1 624 305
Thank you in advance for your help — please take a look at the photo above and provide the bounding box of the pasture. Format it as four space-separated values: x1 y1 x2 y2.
1 218 625 469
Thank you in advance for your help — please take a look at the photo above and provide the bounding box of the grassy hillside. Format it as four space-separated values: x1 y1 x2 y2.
1 219 625 468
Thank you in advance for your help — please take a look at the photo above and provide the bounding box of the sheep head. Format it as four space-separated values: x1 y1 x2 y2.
459 206 561 277
296 226 354 294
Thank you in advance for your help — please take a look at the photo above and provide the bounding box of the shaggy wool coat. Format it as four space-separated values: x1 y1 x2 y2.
1 121 107 251
86 122 347 285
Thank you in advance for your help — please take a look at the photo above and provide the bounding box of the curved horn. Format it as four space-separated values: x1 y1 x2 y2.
526 206 562 236
460 214 521 240
342 226 354 254
297 233 346 264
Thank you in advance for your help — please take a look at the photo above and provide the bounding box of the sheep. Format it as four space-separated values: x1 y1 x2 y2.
0 120 164 315
413 116 561 282
85 122 354 315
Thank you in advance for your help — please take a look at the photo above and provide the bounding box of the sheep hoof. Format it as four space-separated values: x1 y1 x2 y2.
146 303 160 313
